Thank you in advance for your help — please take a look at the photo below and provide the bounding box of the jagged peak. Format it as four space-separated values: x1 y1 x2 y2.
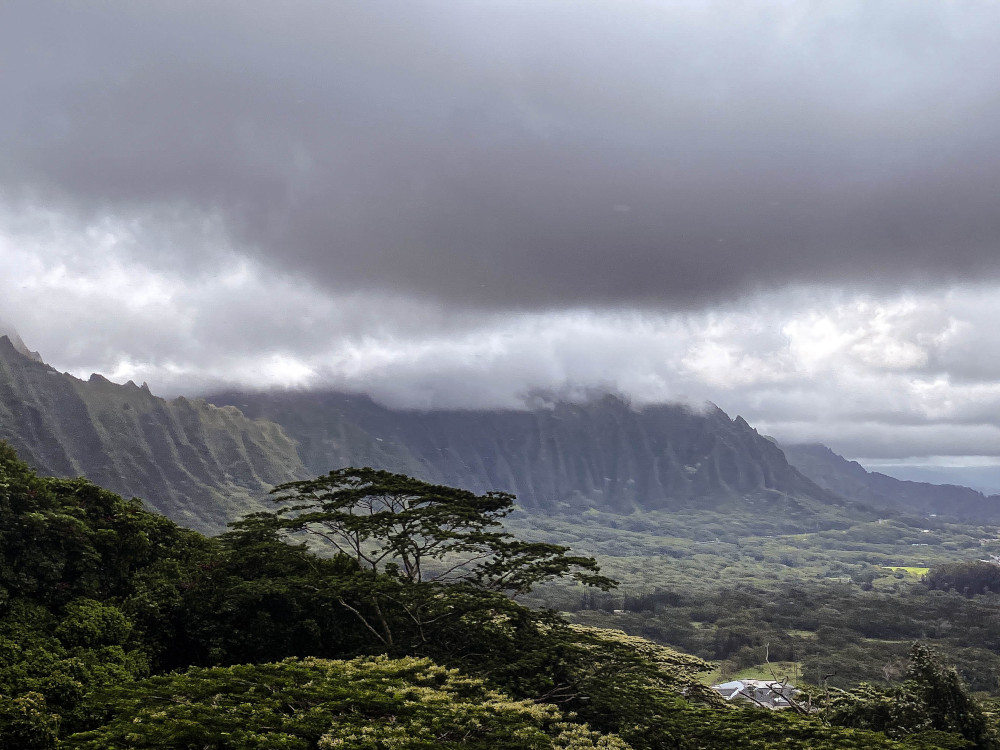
0 329 43 363
789 442 837 454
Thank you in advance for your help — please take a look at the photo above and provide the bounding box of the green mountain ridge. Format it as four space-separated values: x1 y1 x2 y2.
207 388 855 521
0 336 307 531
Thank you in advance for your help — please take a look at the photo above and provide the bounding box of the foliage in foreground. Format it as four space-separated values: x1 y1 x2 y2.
67 656 628 750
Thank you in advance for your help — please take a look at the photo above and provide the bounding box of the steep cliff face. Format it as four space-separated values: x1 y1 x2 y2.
211 390 841 515
0 337 307 531
782 442 1000 521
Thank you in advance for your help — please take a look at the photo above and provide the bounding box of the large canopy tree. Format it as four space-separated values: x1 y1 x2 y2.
248 467 613 592
230 468 614 651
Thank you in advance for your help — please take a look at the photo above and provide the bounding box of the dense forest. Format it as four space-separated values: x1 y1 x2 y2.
505 507 1000 693
0 442 996 749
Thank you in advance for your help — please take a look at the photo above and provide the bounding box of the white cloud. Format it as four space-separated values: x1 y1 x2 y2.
7 206 1000 462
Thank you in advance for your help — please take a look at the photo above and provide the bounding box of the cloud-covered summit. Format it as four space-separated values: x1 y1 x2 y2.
5 1 1000 468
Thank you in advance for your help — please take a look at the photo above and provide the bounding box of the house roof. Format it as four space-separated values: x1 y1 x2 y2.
711 679 798 704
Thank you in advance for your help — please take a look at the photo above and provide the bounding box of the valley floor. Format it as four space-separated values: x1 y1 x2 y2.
510 509 1000 693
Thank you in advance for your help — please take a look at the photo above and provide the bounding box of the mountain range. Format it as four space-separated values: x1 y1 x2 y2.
780 442 1000 521
2 334 999 532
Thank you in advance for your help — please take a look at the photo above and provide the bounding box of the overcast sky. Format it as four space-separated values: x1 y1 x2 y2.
4 0 1000 469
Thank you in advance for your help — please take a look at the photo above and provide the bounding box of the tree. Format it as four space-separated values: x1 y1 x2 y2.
906 643 994 749
0 692 59 750
925 561 1000 597
141 522 370 669
230 468 614 650
824 643 994 750
253 468 613 592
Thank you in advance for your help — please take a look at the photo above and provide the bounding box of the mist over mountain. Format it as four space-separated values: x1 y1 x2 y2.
0 336 846 529
0 322 42 362
7 333 1000 534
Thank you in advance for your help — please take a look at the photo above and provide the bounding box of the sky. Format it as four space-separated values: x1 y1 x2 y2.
3 1 1000 473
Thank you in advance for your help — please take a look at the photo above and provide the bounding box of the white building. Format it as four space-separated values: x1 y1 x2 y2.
711 679 797 709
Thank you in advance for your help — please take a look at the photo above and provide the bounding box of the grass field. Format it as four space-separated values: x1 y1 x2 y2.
883 566 930 576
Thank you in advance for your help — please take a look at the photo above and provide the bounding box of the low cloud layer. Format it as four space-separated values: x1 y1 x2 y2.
5 205 1000 464
5 2 1000 466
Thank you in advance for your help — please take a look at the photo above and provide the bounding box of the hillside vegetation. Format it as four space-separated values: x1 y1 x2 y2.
0 443 993 749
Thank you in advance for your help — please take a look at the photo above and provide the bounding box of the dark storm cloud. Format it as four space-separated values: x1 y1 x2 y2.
4 0 1000 310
